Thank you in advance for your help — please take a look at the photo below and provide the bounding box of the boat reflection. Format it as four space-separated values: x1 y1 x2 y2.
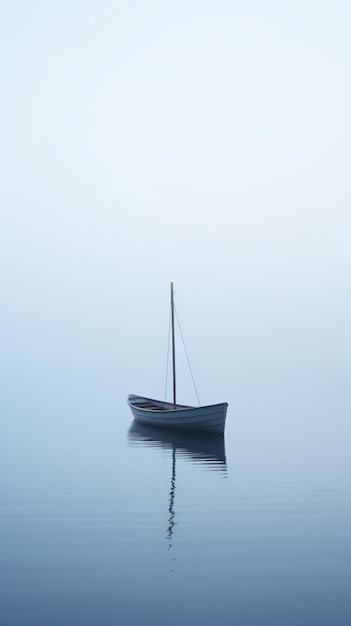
128 420 227 471
128 421 227 569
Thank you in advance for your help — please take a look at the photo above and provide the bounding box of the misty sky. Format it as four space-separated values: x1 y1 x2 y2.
1 1 350 415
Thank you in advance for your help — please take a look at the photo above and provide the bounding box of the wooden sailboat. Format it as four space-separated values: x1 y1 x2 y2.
128 283 228 434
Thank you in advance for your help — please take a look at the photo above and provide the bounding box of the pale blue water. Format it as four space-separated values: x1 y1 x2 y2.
1 363 350 626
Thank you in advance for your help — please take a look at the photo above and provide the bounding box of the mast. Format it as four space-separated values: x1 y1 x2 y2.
170 282 176 408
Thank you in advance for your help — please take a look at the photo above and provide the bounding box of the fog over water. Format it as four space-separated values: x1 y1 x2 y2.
1 2 350 625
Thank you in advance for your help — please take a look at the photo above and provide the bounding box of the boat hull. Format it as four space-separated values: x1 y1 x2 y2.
128 394 228 435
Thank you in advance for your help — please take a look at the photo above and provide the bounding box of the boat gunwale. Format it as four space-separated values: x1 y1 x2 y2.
128 394 228 413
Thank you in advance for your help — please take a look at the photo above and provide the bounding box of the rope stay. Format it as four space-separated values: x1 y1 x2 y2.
163 290 201 407
174 305 201 406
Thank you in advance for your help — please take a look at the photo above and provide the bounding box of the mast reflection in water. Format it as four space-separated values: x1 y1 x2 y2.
128 421 227 559
167 447 176 553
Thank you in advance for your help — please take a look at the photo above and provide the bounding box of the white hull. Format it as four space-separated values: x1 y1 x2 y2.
128 394 228 435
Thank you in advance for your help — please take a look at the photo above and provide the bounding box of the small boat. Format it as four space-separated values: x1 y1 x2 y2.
128 283 228 434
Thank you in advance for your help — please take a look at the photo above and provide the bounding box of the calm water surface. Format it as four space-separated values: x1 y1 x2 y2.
1 370 350 626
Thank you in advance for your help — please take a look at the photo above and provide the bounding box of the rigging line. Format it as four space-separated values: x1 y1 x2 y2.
174 305 201 406
164 307 171 402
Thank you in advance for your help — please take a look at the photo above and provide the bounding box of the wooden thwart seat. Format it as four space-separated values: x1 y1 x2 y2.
136 402 166 410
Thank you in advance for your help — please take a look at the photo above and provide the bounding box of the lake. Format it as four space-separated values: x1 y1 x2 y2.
1 362 350 626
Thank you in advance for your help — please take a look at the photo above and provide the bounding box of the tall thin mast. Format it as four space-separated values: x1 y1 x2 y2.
170 282 176 408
